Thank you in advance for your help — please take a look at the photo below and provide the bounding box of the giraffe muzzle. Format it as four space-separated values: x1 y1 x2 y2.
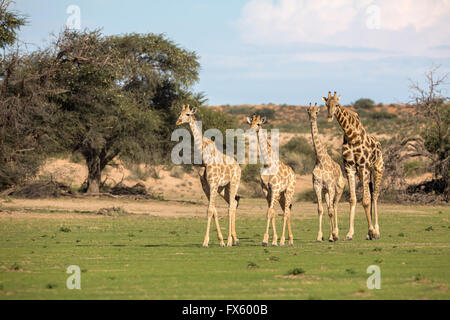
327 116 334 122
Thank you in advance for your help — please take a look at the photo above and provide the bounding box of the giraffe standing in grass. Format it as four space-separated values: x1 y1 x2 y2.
322 92 384 240
176 104 241 247
247 114 296 246
307 103 345 242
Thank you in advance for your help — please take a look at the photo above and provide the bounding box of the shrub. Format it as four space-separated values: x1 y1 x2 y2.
287 268 305 276
296 188 317 203
354 98 375 109
281 137 315 174
170 166 184 179
241 164 261 183
403 160 427 177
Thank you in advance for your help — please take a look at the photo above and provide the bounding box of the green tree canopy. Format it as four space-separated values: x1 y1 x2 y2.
0 0 27 50
50 29 202 193
354 98 375 109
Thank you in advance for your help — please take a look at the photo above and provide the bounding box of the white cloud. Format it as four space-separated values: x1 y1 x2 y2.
236 0 450 59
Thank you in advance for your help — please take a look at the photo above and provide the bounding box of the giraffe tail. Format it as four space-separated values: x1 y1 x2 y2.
235 195 241 209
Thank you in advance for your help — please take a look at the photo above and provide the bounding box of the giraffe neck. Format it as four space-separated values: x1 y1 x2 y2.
189 117 208 163
334 105 365 142
257 129 275 168
310 119 328 163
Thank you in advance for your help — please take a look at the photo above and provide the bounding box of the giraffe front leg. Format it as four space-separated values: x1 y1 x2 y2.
283 183 295 246
371 163 384 240
325 190 336 242
345 168 357 241
279 193 287 246
360 169 375 240
333 180 344 242
203 185 219 247
314 183 324 242
269 190 280 246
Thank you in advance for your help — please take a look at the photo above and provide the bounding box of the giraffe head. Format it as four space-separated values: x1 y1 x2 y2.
246 114 266 132
306 103 320 123
176 104 197 125
322 91 341 122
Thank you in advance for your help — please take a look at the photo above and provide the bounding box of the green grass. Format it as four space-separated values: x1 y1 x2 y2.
0 202 449 299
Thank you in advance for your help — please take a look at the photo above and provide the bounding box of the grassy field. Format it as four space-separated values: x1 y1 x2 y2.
0 198 449 300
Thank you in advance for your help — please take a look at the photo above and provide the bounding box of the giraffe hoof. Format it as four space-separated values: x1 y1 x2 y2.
272 243 278 247
288 243 294 247
262 242 268 247
279 243 285 247
316 239 323 242
374 234 380 240
202 244 209 248
345 237 352 241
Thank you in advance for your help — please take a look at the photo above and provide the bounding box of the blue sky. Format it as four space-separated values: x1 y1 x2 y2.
12 0 450 105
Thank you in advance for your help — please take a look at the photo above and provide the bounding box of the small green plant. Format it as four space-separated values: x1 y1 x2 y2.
373 247 382 252
247 262 259 269
287 268 305 276
425 226 433 231
414 273 426 281
10 263 21 271
59 226 71 233
46 283 57 289
269 256 280 262
398 232 405 237
346 268 356 274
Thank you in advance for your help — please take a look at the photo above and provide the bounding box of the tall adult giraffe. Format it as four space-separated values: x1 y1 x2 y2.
322 92 384 240
307 103 345 242
176 104 241 247
247 114 296 247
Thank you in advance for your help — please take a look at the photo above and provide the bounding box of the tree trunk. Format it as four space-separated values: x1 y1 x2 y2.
86 155 102 194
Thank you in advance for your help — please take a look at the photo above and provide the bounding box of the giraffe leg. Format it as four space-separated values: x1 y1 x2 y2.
262 184 271 246
333 177 345 241
227 179 240 247
325 188 336 242
345 167 357 241
371 162 384 240
212 207 224 247
232 171 241 246
262 188 280 246
360 169 375 240
203 184 219 247
279 192 287 246
284 182 295 246
314 183 324 242
270 191 280 246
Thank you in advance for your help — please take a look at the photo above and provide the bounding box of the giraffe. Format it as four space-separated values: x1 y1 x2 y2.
307 103 345 242
247 114 296 246
322 92 384 240
176 104 241 247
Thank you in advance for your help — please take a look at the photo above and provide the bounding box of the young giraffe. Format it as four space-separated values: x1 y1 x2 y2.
307 103 345 242
322 92 384 240
176 104 241 247
247 114 296 246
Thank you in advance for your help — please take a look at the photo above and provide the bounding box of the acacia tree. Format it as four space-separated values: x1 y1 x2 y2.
51 30 201 193
0 0 26 50
408 67 449 197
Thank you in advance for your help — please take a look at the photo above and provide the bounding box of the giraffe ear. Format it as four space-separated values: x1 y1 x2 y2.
246 116 252 124
191 107 197 114
338 95 341 101
261 116 267 124
322 97 327 103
